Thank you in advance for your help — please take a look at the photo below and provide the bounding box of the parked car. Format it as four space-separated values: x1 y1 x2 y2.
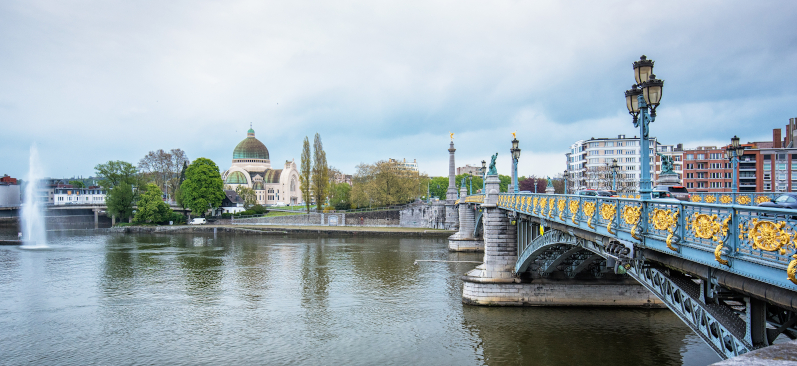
653 185 690 201
598 190 617 197
577 190 598 196
189 218 207 225
757 194 797 210
650 190 681 203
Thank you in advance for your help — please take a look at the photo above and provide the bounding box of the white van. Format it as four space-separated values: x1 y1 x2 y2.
189 218 206 225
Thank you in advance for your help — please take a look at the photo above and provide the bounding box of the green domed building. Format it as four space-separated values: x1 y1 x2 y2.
221 126 302 207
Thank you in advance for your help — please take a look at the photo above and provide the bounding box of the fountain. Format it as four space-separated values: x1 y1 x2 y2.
20 145 47 248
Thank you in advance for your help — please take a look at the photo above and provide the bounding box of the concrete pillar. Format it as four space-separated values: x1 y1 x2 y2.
449 185 483 252
461 174 515 280
94 209 98 229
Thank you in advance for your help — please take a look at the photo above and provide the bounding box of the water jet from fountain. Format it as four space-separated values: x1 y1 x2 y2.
21 145 47 248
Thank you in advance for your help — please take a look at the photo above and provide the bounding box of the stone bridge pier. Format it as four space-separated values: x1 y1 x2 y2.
461 174 661 307
449 186 484 252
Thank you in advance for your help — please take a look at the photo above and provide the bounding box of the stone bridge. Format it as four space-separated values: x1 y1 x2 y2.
453 174 797 361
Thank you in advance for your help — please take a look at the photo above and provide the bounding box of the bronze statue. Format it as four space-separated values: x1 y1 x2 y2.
657 152 674 174
488 153 498 175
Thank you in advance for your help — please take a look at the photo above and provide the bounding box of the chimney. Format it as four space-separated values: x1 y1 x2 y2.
774 128 782 148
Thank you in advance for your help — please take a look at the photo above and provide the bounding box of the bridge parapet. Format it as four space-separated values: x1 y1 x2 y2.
490 192 797 292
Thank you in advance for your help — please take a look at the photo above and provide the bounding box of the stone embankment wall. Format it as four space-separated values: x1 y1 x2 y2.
345 210 399 226
108 225 452 237
234 213 347 226
399 201 447 228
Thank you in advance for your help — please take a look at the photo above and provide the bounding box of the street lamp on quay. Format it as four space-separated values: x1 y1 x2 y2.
609 159 620 191
725 135 746 193
563 170 568 194
625 55 664 200
511 135 521 193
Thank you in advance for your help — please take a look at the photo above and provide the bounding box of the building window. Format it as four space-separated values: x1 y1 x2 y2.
764 162 772 171
686 154 694 160
697 154 705 160
777 163 787 170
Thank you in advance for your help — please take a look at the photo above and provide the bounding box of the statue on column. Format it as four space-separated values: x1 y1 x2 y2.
487 153 498 175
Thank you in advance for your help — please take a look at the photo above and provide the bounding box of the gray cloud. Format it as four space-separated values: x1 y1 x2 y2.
1 0 795 179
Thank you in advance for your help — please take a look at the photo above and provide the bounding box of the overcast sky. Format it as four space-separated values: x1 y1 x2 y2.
2 0 796 180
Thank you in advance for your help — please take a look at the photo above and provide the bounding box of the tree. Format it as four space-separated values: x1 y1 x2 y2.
105 182 135 221
235 185 257 209
68 180 85 188
427 176 448 199
311 133 329 211
299 136 312 212
329 182 352 210
134 184 172 224
138 148 189 199
174 161 189 209
95 160 138 188
454 174 483 195
350 160 424 208
180 158 225 217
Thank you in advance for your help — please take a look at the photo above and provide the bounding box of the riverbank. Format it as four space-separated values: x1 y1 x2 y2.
109 224 455 237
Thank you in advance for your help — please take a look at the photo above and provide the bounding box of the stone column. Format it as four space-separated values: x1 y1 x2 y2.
457 186 474 239
462 174 517 282
94 209 99 229
445 140 459 230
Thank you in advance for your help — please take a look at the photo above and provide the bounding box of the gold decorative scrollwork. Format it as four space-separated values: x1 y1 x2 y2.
548 197 556 218
755 196 771 205
687 213 732 266
557 199 565 221
623 205 642 240
635 195 640 199
600 203 617 234
649 208 680 251
738 218 796 255
691 195 702 203
720 195 732 204
569 200 579 224
705 195 716 203
538 197 547 215
736 195 751 205
583 202 596 229
788 255 797 285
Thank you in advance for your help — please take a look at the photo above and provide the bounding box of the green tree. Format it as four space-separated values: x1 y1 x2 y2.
68 180 85 188
134 184 172 224
180 158 225 217
311 133 329 211
235 185 257 209
329 182 352 210
350 160 423 208
105 182 135 221
299 136 312 213
95 160 138 188
427 176 449 199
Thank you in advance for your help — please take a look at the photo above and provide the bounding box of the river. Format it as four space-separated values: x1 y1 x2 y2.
0 231 721 365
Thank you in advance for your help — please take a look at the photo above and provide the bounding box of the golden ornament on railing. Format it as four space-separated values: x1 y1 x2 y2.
649 208 680 251
738 218 796 255
705 195 717 203
636 195 641 199
622 205 642 240
755 196 771 205
788 255 797 285
533 197 539 214
583 202 596 229
548 197 556 218
600 203 617 234
539 197 547 215
569 200 579 224
720 195 732 204
687 213 732 266
557 198 566 221
691 195 702 203
736 195 751 205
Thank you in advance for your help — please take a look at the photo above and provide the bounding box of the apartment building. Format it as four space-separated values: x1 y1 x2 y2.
566 135 682 192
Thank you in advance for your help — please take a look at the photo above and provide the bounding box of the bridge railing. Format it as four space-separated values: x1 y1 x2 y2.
485 192 797 292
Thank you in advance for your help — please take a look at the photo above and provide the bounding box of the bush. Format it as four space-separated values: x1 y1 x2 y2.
221 213 232 219
333 201 351 210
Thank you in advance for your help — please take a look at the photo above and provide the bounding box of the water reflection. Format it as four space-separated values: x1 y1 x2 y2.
0 233 721 365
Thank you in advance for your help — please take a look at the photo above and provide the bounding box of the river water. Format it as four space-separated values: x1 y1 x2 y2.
0 231 721 365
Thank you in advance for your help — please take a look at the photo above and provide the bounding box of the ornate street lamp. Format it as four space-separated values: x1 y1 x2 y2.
511 136 521 193
625 55 664 200
468 174 473 195
610 159 620 191
481 159 487 191
725 135 746 193
563 170 568 194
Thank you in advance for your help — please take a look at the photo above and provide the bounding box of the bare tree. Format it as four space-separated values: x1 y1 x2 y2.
138 148 189 200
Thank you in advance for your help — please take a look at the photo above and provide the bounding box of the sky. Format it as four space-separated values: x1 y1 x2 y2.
2 0 796 181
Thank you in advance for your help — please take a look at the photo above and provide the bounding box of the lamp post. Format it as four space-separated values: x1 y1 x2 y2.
725 135 746 193
625 55 664 201
563 170 568 194
481 160 487 192
511 136 521 193
468 174 473 195
609 158 620 191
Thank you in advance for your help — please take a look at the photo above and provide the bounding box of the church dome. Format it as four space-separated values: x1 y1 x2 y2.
233 128 269 160
226 171 248 184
